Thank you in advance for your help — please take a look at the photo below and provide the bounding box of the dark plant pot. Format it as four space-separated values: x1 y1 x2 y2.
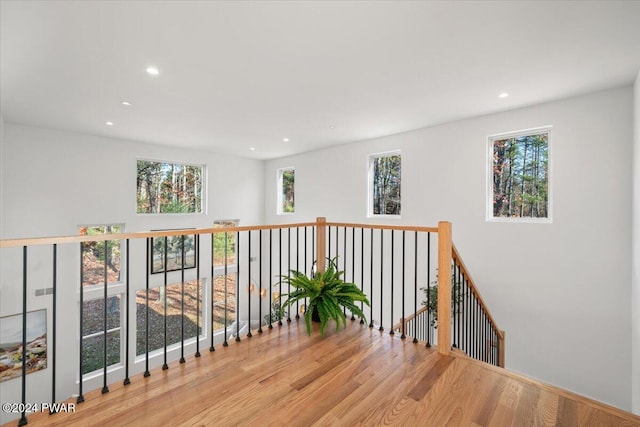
311 306 321 323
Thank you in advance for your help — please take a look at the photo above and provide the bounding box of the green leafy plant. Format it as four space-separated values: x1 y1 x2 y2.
279 258 370 336
264 299 285 325
420 267 466 328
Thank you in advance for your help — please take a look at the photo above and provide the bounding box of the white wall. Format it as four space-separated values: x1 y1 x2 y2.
264 87 634 411
0 123 264 424
633 70 640 415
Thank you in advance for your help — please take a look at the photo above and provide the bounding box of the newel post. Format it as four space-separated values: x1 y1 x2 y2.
316 217 327 273
498 330 506 368
437 221 452 356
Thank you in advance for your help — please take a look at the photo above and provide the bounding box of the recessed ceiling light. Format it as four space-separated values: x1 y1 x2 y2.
249 147 256 151
498 92 510 98
106 121 114 126
283 138 289 142
121 101 132 106
146 66 160 76
328 125 336 129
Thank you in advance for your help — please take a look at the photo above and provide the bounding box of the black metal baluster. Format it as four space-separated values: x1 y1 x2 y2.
210 233 216 352
328 225 332 260
223 232 229 347
180 235 186 363
351 227 355 321
360 228 365 324
312 225 315 271
401 231 405 339
258 230 263 334
278 228 282 326
287 228 291 322
51 244 58 412
343 226 348 318
485 311 489 362
474 296 479 360
477 299 482 361
452 262 457 349
467 274 471 356
295 227 300 319
413 231 418 344
369 228 374 328
235 231 241 342
124 239 131 382
389 230 394 335
451 262 460 348
162 237 169 370
336 226 339 266
496 328 501 367
426 233 431 348
379 229 384 332
144 238 151 376
268 229 274 327
247 231 252 338
102 240 110 392
19 246 28 426
471 292 475 359
482 309 486 362
195 234 201 357
269 229 273 329
304 227 308 315
491 324 498 365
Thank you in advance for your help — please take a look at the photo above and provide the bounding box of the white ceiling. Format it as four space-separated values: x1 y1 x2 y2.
2 1 640 160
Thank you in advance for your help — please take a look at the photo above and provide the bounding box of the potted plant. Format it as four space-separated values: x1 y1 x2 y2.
279 258 370 336
420 267 466 328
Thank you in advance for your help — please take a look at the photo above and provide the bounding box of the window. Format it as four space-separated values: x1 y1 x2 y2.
82 297 121 374
137 160 204 214
488 127 551 222
277 167 295 214
151 232 196 274
212 221 239 331
79 224 124 375
135 280 204 356
368 152 401 216
80 225 123 287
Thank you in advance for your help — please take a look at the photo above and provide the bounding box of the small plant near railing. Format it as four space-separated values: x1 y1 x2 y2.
279 257 370 336
420 267 466 328
264 299 285 325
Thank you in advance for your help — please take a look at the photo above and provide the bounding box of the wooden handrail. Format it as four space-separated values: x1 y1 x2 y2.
0 220 441 249
325 222 438 233
0 222 318 248
393 306 429 332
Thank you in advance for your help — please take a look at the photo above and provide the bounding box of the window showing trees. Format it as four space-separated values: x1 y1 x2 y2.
137 160 204 214
151 233 196 274
277 168 295 214
369 152 401 216
489 128 550 221
212 221 238 331
80 225 123 287
79 224 124 375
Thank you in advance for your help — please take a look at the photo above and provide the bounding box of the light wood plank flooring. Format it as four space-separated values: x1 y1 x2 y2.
5 320 639 426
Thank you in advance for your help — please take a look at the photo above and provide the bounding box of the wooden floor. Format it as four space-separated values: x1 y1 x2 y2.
6 320 640 427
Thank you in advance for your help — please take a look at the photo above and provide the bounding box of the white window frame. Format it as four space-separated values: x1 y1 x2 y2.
486 126 552 223
277 167 295 215
367 150 402 218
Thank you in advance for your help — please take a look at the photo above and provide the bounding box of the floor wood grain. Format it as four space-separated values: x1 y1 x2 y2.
4 320 639 427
